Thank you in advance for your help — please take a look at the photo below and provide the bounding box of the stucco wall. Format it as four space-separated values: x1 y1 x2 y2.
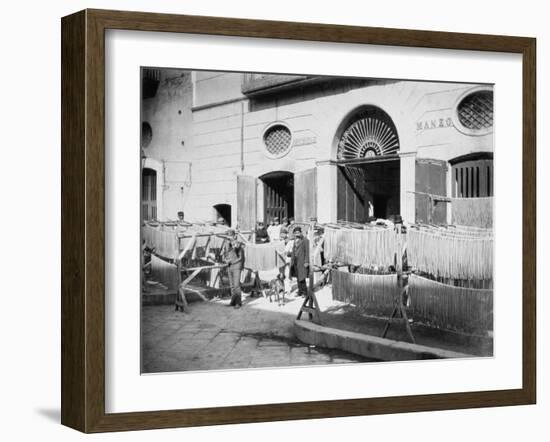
142 71 493 224
141 70 194 220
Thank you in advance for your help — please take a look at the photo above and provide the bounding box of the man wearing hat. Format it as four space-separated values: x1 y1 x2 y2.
289 226 310 297
279 217 290 238
222 229 244 308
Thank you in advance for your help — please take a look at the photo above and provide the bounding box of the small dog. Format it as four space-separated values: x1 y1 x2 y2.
266 272 286 306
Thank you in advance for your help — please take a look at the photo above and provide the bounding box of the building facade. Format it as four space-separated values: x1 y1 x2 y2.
141 69 494 229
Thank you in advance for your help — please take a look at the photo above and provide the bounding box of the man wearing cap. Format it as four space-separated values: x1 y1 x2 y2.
223 229 244 308
289 226 310 297
280 217 289 238
287 217 296 237
176 211 188 230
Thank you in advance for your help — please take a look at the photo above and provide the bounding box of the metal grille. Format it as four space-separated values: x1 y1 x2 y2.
264 125 292 157
457 91 493 130
452 159 493 198
337 117 399 160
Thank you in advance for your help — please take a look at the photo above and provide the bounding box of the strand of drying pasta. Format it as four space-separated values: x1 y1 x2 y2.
332 269 397 311
407 228 492 280
451 197 493 229
324 226 396 268
244 242 286 271
142 223 236 261
142 225 178 260
408 274 493 332
414 224 493 239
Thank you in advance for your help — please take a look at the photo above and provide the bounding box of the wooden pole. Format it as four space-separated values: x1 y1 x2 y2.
175 236 183 311
176 268 202 312
297 221 322 324
382 224 416 343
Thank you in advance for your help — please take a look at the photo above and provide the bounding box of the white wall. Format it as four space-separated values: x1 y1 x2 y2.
1 1 546 442
150 76 489 223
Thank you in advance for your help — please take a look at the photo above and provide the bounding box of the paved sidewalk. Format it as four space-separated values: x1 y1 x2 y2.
142 284 491 373
142 291 372 373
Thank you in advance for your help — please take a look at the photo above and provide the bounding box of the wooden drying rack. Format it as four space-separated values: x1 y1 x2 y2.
296 220 416 342
147 219 490 344
171 229 264 312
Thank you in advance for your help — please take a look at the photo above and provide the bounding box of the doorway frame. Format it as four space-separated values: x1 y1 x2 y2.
259 170 295 223
142 157 164 221
336 154 401 222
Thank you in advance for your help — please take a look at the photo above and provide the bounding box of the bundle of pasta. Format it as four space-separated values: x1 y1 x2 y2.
408 274 493 333
142 224 179 260
244 242 286 271
332 269 397 314
324 226 396 268
407 227 493 280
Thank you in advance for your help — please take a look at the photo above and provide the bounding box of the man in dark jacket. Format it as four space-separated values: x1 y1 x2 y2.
290 226 310 297
223 230 244 308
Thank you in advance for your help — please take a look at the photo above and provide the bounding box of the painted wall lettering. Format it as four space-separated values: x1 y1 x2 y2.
416 117 453 131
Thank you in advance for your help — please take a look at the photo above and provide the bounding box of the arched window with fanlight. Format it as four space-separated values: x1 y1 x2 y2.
336 106 401 222
450 153 493 198
337 106 400 160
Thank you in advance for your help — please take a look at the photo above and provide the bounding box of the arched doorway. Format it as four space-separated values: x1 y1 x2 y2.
260 171 294 222
213 203 232 227
336 106 401 222
142 168 157 221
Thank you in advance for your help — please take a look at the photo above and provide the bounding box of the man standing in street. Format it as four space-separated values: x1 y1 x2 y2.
223 229 244 308
290 226 310 297
281 228 295 296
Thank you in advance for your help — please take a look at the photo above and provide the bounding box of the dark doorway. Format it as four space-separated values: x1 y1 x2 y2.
260 171 294 222
142 168 157 221
337 158 400 222
364 160 400 219
213 204 232 226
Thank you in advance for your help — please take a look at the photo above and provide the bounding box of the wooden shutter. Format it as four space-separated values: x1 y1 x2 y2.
415 158 447 225
294 168 317 223
337 166 366 223
237 175 257 231
141 169 157 221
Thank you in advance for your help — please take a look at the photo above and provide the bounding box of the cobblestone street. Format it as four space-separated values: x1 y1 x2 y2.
142 290 373 373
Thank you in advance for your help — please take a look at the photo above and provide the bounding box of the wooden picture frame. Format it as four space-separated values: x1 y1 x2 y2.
61 9 536 433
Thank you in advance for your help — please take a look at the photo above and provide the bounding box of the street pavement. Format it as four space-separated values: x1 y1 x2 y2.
141 289 372 373
142 285 491 373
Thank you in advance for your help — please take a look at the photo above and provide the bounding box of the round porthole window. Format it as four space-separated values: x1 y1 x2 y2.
456 89 493 134
141 122 153 148
263 124 292 158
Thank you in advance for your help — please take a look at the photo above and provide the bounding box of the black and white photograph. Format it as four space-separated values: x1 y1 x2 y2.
3 0 545 438
140 68 494 374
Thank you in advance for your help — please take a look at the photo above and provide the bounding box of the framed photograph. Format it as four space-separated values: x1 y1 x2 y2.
61 9 536 433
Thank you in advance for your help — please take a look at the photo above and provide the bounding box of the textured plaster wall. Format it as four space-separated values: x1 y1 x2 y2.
143 71 493 223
